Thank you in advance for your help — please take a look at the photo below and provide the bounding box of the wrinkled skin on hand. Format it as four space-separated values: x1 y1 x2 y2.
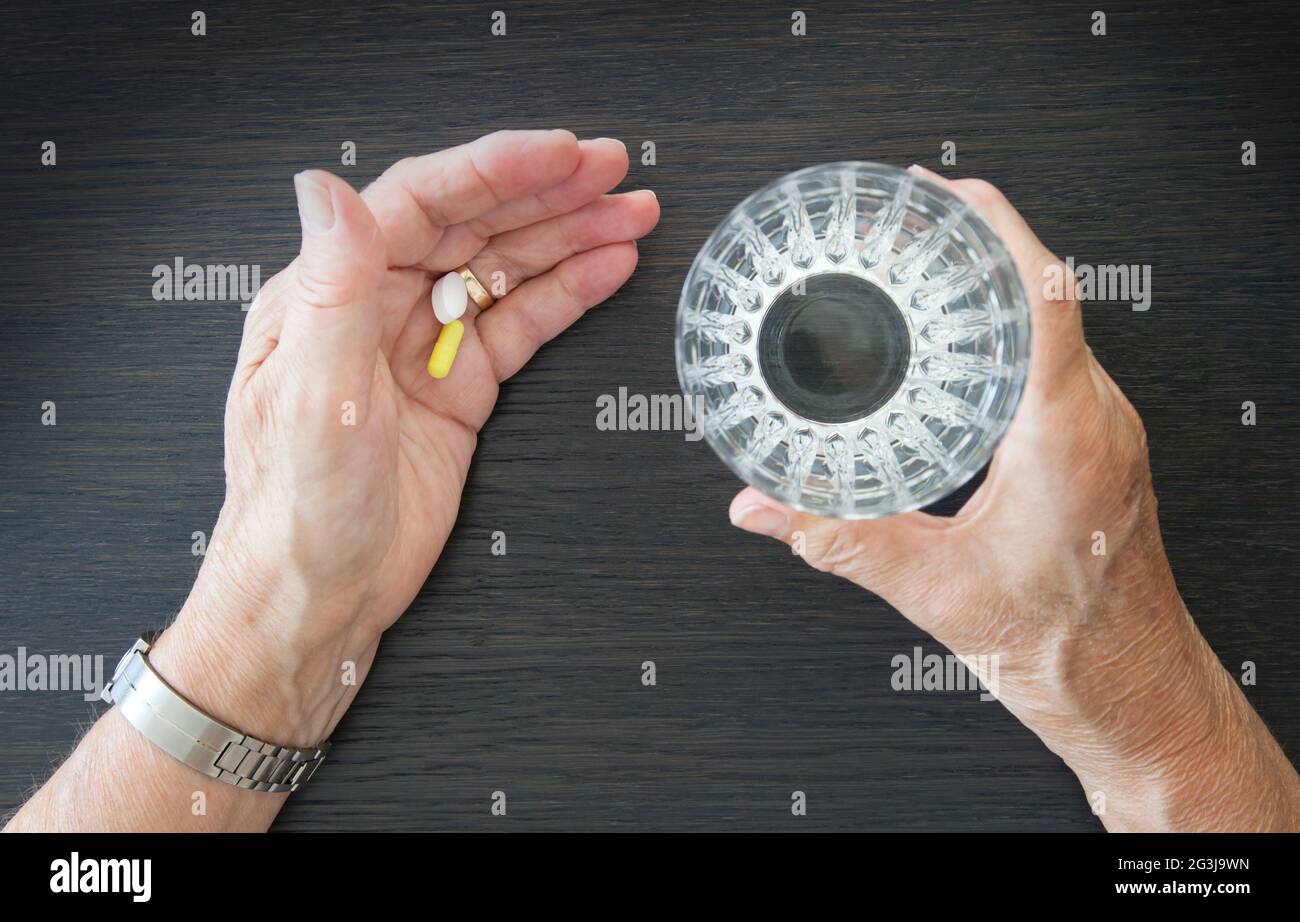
730 169 1300 830
732 172 1170 672
161 131 660 745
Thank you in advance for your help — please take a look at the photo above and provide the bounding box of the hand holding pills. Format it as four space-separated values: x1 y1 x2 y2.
4 130 660 832
146 131 658 754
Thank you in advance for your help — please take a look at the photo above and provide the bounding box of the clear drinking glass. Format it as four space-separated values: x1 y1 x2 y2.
676 162 1031 519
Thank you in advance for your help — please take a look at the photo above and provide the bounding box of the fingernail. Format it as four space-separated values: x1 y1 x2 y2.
908 163 943 181
641 188 658 201
593 137 626 149
294 172 335 234
730 502 789 539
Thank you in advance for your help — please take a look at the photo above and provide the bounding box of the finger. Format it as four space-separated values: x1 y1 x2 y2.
275 170 387 404
391 173 654 396
235 266 295 381
469 138 629 238
380 144 642 373
728 487 947 608
475 241 640 382
361 129 581 269
467 190 659 297
907 165 1087 392
421 137 631 273
377 267 433 357
238 262 429 382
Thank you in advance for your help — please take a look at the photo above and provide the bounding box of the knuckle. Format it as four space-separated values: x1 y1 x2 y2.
366 161 413 200
292 253 378 309
1035 250 1081 310
470 243 498 273
554 264 583 304
807 526 864 578
463 146 502 209
386 156 419 181
1098 367 1149 454
296 265 361 308
1122 399 1149 454
954 177 1006 209
516 297 549 347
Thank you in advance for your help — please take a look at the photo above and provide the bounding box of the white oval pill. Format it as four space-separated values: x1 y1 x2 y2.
431 271 468 325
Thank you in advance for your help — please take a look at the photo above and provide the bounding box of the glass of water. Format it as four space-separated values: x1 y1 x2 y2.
676 162 1030 519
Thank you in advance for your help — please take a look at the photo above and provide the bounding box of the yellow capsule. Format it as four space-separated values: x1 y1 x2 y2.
427 319 465 379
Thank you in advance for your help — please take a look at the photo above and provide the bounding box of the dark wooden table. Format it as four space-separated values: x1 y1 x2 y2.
2 0 1297 831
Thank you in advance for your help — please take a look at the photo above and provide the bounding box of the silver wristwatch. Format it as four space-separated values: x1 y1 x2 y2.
101 631 330 793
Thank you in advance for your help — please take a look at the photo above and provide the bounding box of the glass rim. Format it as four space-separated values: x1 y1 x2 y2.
676 160 1032 520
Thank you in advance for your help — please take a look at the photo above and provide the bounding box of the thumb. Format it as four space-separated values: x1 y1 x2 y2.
277 169 386 404
728 487 945 608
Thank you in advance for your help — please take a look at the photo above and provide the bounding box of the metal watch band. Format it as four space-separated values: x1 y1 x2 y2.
101 632 329 793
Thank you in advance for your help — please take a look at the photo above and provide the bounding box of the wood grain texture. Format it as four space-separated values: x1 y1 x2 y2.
1 0 1297 831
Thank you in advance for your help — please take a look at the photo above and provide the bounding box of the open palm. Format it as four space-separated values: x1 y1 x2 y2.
211 130 659 649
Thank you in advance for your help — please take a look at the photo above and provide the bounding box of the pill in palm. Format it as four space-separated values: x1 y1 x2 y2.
427 319 465 379
431 271 468 324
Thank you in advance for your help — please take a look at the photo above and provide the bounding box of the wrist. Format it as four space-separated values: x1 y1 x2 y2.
1048 601 1222 828
1061 633 1293 831
150 559 377 748
1003 583 1298 830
